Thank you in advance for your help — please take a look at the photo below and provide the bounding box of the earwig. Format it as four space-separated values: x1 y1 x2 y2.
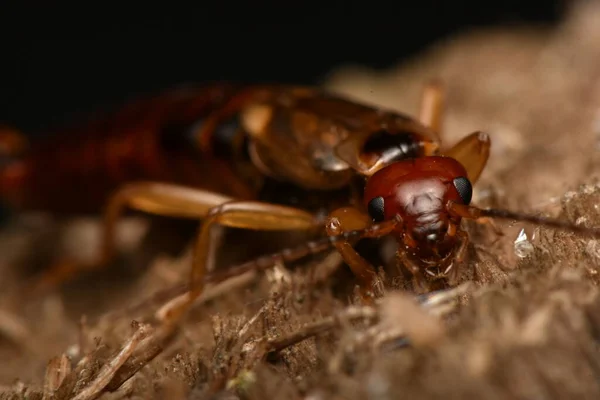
3 81 600 326
1 83 443 304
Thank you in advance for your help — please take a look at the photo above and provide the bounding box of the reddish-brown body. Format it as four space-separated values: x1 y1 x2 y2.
0 84 439 215
0 84 253 212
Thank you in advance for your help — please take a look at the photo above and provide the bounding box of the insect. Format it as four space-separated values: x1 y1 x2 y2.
2 81 600 320
0 83 444 299
0 84 442 213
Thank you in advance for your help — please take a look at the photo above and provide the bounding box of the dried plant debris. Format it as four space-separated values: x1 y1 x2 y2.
334 269 600 400
5 1 600 399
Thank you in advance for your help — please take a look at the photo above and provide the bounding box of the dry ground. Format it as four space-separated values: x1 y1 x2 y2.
3 1 600 398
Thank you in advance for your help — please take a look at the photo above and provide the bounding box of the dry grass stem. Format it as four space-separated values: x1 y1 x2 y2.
70 323 150 400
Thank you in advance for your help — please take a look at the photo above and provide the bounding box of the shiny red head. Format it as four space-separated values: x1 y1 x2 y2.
363 156 473 263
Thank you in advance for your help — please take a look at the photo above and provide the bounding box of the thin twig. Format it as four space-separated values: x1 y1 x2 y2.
267 316 336 353
71 323 150 400
238 303 268 340
266 305 377 353
68 268 255 394
154 270 258 322
106 251 336 324
105 321 178 392
55 344 110 399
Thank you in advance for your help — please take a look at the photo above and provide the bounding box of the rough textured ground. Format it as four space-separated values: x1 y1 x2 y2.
3 1 600 398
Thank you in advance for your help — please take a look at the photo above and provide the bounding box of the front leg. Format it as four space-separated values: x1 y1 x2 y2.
325 207 398 300
447 229 469 286
397 249 431 294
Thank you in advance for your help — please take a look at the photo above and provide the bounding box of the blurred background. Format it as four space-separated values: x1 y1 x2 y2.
1 1 566 134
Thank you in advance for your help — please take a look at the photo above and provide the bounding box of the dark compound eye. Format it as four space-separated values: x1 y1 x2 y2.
453 176 473 205
367 196 385 222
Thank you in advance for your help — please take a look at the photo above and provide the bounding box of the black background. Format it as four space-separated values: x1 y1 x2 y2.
1 1 566 135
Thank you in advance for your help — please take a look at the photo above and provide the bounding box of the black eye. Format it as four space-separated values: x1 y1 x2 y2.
453 176 473 205
368 196 385 222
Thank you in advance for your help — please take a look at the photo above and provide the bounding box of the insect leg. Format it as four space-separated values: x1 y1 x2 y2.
419 80 445 137
24 183 319 301
447 229 469 285
97 182 238 267
397 250 430 294
188 200 320 299
18 183 236 297
325 206 386 298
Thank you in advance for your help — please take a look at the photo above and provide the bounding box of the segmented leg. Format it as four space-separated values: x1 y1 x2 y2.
188 200 319 299
397 250 430 294
447 229 469 285
419 80 445 137
99 183 236 266
325 206 394 299
22 182 321 307
448 202 506 228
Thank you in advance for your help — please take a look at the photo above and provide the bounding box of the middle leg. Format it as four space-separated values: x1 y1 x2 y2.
20 182 322 307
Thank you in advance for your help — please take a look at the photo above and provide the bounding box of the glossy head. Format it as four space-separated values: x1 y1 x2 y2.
363 156 472 257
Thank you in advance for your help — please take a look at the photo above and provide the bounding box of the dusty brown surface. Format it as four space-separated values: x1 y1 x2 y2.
3 1 600 398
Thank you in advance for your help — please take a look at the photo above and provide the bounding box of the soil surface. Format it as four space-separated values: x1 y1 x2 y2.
3 2 600 399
